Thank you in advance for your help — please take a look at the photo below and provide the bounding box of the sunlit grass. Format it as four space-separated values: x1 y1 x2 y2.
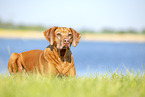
0 71 145 97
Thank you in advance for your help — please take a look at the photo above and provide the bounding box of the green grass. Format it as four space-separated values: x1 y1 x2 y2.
0 72 145 97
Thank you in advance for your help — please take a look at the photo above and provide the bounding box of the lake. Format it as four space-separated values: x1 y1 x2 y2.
0 39 145 76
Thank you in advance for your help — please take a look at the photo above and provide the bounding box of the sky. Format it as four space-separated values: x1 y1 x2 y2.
0 0 145 31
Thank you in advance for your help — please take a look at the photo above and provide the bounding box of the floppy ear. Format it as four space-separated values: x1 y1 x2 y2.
70 28 81 47
44 26 57 45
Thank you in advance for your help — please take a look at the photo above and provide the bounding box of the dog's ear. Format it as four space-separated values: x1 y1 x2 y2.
44 26 57 45
69 28 81 47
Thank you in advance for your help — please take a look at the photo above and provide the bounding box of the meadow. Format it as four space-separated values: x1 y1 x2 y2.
0 72 145 97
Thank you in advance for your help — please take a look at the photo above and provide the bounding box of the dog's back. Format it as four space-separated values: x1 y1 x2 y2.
8 50 43 74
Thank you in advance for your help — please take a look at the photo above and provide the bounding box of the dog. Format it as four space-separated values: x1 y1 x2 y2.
8 27 81 77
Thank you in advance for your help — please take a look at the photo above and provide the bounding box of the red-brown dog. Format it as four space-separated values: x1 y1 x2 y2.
8 27 81 77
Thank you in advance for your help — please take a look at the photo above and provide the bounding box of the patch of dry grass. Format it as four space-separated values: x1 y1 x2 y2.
0 29 43 39
0 29 145 42
82 33 145 42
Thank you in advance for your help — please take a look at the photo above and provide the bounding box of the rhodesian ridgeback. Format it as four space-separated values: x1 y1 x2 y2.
8 27 81 77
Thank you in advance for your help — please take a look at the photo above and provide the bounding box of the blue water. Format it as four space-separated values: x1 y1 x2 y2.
0 39 145 76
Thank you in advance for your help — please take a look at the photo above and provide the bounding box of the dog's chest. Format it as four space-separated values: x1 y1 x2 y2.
60 61 68 69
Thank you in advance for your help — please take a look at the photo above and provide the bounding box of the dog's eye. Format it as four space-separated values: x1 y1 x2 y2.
68 34 72 36
56 33 61 36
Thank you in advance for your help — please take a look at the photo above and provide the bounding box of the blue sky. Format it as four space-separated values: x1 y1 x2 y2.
0 0 145 31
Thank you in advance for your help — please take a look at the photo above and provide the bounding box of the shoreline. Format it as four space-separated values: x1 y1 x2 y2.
0 29 145 42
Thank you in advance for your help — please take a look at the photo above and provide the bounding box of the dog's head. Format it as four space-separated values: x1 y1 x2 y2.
44 26 81 50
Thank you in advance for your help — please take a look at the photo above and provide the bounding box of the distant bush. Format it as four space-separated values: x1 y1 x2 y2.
79 29 96 34
142 29 145 34
0 19 46 31
1 19 144 34
127 30 137 34
80 28 142 34
101 28 115 33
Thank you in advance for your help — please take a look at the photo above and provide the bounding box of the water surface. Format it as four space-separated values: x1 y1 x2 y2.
0 39 145 76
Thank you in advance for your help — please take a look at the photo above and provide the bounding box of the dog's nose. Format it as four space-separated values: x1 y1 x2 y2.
64 39 69 44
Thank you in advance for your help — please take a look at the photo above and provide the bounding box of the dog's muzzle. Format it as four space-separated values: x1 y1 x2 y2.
63 39 70 48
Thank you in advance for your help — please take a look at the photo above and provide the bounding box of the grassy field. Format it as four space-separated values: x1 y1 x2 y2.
0 72 145 97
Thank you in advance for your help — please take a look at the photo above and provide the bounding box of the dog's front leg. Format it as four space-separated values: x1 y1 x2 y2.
65 65 76 77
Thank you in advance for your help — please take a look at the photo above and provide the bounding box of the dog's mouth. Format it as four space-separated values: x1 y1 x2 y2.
59 42 70 57
60 48 67 57
63 43 70 49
